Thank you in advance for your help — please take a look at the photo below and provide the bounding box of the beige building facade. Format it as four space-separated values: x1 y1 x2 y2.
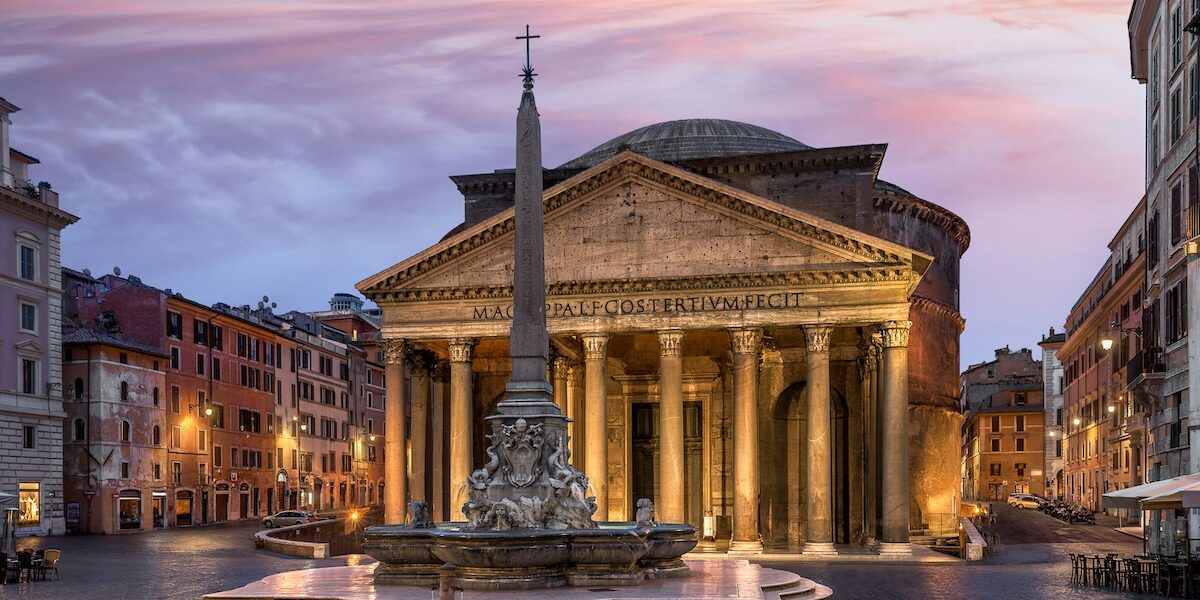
360 120 969 552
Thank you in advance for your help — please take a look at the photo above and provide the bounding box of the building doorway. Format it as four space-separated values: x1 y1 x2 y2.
151 492 166 528
267 487 274 515
175 491 193 526
630 401 704 527
201 491 209 524
239 493 249 520
216 493 229 521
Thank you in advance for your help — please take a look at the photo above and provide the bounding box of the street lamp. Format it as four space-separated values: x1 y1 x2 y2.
1108 404 1116 414
1073 417 1082 426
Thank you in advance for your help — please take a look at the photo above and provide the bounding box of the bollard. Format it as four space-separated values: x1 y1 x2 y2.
438 563 456 600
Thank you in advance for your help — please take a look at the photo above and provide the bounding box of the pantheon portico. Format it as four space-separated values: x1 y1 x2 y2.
358 120 969 554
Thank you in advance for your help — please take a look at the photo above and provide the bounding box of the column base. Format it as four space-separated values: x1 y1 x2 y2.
728 539 763 554
801 542 838 556
877 542 912 558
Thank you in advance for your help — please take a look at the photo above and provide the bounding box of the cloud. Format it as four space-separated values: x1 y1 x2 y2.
0 0 1145 367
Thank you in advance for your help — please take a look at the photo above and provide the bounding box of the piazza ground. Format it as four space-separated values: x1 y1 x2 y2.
1 502 1161 599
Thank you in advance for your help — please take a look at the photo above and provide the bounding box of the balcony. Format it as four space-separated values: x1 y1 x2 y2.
6 177 60 209
1128 348 1166 387
1126 412 1149 435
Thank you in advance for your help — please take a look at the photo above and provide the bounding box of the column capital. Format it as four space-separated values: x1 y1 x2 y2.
658 329 685 357
380 338 407 366
879 320 912 349
567 363 585 384
408 348 436 376
730 327 762 356
803 325 833 354
447 337 477 363
582 332 609 360
553 356 571 379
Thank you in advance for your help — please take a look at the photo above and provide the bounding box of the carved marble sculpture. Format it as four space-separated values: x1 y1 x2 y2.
405 500 433 529
635 498 658 528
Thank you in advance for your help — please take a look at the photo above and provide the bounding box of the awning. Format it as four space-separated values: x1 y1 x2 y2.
0 493 15 509
1102 473 1200 509
1143 479 1200 510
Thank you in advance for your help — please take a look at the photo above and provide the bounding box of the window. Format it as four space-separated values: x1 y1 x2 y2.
170 347 180 370
152 425 161 446
367 392 374 409
120 462 130 479
17 242 38 281
19 302 36 333
1167 279 1189 343
19 357 37 394
153 463 161 481
72 418 85 441
196 353 205 376
121 421 132 443
990 415 1000 432
1172 87 1183 141
1153 119 1161 166
119 352 128 365
213 445 223 468
170 386 180 413
231 447 238 468
368 445 377 462
990 438 1000 452
1016 438 1026 452
212 357 221 381
1150 210 1161 269
198 429 207 451
210 403 225 429
17 483 39 526
1172 181 1184 245
1192 60 1199 121
171 426 181 449
120 381 129 401
172 462 182 485
74 378 84 401
167 312 183 339
1016 463 1026 477
152 387 160 406
1173 6 1183 68
1016 415 1025 432
211 325 223 350
989 463 1001 476
193 319 208 345
1056 439 1063 458
22 426 35 449
238 409 261 433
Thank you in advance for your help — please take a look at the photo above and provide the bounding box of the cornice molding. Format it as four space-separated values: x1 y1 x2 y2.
873 194 970 254
373 267 912 304
362 154 919 298
0 187 79 229
910 296 966 333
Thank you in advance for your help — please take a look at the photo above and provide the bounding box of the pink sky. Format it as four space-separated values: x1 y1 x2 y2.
0 0 1144 367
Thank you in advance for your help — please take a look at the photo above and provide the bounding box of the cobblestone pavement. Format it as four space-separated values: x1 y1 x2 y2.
767 502 1153 600
2 520 364 599
0 503 1159 600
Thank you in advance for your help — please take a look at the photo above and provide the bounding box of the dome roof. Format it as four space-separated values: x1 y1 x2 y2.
559 118 812 169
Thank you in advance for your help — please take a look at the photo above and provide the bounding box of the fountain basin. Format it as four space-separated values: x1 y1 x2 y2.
363 522 697 590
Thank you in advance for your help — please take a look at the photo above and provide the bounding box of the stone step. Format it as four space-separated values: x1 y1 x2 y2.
764 576 834 600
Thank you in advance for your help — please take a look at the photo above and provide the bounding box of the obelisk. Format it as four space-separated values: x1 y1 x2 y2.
499 25 556 414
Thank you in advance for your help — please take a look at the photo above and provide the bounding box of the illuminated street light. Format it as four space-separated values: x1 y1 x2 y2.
1073 417 1081 426
1100 337 1114 351
1108 404 1116 414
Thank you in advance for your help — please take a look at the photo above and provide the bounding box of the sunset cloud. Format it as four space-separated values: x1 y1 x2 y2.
0 0 1145 366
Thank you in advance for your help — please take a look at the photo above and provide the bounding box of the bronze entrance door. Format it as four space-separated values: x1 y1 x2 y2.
631 401 703 527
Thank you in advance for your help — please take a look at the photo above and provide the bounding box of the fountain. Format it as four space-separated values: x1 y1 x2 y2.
362 25 697 591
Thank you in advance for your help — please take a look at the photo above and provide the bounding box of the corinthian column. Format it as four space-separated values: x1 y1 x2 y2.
657 329 685 524
879 320 912 557
803 326 837 556
860 331 882 545
381 338 408 525
568 363 585 464
409 351 431 507
730 327 762 553
553 357 570 414
583 333 610 519
448 338 475 520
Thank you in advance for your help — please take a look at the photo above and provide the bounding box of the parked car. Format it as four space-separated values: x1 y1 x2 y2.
1007 493 1040 509
261 510 316 528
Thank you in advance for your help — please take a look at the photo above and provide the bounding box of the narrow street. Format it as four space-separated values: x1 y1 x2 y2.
768 502 1151 600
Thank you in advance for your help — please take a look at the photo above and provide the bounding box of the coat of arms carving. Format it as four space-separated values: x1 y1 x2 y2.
499 418 544 487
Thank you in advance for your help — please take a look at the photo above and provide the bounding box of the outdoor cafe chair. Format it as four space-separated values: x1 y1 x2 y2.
35 550 58 581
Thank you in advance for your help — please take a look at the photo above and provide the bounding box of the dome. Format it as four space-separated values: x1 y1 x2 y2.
559 118 812 169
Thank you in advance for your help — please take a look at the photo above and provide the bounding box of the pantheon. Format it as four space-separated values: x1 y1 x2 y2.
358 118 969 554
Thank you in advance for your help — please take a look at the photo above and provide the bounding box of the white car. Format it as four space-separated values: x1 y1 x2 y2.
1007 493 1039 509
261 510 316 528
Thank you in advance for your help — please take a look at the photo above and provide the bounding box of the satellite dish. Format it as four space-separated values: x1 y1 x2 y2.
257 301 265 309
262 295 269 303
113 266 121 276
270 302 277 309
82 268 92 277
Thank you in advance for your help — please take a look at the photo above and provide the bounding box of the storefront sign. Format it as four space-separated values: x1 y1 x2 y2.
471 292 806 321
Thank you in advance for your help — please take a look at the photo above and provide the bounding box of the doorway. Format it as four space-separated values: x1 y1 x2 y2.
201 491 209 524
216 493 229 521
239 493 249 520
630 401 704 527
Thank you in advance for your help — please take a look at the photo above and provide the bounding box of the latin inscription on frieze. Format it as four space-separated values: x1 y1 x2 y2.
471 292 805 320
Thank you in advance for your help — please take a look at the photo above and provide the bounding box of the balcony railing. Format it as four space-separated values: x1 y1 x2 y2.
1128 348 1166 386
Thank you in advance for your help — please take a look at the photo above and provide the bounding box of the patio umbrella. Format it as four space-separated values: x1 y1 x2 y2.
0 507 16 556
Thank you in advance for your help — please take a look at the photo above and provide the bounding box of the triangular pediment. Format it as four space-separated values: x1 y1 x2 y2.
359 152 931 300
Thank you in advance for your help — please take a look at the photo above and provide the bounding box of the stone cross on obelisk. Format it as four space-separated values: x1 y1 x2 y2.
500 24 556 413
